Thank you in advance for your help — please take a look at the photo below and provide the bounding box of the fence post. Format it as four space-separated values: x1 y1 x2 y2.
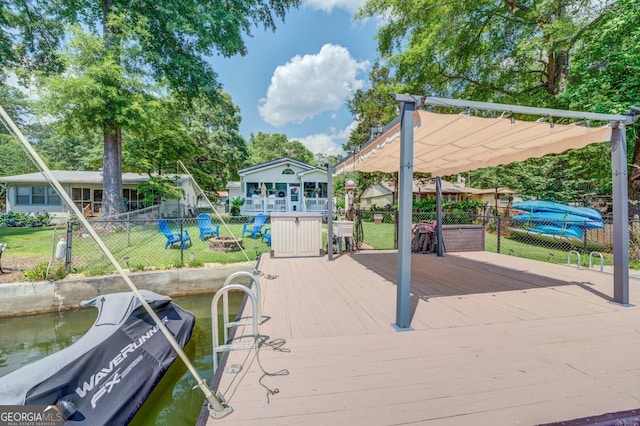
65 221 73 272
497 215 501 254
395 209 399 249
179 217 184 265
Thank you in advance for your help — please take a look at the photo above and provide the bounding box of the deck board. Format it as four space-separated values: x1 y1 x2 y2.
203 251 640 425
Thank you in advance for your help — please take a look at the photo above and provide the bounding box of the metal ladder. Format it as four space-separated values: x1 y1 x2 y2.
211 271 263 373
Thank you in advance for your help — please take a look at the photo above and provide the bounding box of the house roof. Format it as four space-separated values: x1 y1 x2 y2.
473 187 517 195
381 178 479 194
237 157 322 176
0 170 190 185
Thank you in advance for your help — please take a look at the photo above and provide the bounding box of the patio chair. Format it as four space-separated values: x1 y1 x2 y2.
242 213 267 239
158 219 192 249
196 213 220 241
262 227 272 246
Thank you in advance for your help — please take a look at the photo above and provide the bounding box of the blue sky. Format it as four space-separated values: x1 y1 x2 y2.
212 0 379 157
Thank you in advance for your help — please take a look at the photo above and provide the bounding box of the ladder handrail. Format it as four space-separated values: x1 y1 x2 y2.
223 271 262 337
212 284 259 374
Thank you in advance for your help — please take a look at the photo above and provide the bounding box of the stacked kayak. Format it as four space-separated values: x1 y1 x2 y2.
507 200 608 251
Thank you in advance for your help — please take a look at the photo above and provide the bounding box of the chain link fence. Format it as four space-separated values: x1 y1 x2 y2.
62 212 269 276
50 207 634 276
352 209 623 270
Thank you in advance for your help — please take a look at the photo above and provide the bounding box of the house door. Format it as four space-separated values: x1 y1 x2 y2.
289 184 300 211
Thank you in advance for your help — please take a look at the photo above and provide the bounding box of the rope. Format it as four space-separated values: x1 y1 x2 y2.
254 269 279 280
220 335 290 405
256 337 290 404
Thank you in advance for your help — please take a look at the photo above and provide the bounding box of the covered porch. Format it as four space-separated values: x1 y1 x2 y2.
229 157 330 216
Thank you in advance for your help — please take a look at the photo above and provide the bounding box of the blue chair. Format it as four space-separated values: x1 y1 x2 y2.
242 213 267 239
196 213 220 241
262 227 271 246
158 219 192 249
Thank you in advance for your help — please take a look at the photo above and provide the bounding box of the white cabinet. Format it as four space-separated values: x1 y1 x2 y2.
270 213 323 257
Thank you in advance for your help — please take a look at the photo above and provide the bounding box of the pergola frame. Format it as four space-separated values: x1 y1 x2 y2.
341 95 638 329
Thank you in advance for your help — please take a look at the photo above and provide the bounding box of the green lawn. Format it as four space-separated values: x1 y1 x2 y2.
485 232 618 268
0 222 271 278
2 222 634 279
361 221 396 249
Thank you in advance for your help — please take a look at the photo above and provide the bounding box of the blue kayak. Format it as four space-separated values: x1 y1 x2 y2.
512 200 603 222
511 212 604 229
528 224 585 239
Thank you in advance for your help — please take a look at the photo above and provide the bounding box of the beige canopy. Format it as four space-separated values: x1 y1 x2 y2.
332 96 637 328
339 110 612 176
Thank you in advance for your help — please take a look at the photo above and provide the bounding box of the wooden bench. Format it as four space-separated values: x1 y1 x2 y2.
0 243 6 273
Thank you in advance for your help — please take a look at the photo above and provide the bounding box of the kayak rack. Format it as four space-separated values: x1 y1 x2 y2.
211 272 262 373
589 251 604 272
568 250 581 270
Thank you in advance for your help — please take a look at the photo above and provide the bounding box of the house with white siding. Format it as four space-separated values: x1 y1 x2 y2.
226 158 329 216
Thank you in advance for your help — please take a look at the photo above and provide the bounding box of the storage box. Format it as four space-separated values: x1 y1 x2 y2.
270 213 323 257
441 225 485 252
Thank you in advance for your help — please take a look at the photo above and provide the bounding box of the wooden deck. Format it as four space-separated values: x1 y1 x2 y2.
202 251 640 425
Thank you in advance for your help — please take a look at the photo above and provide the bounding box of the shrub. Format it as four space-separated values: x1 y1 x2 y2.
23 261 67 281
0 211 50 227
230 197 244 216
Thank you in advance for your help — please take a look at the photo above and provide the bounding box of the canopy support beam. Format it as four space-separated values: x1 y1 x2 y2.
393 94 421 329
611 123 629 304
436 177 444 257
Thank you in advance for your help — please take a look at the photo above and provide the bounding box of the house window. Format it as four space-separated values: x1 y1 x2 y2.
246 182 260 197
32 186 45 204
47 187 61 205
123 188 142 211
15 185 62 206
282 168 294 175
16 187 30 205
72 187 91 211
304 182 327 197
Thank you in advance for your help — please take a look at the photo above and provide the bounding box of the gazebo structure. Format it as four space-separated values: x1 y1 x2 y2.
336 95 639 329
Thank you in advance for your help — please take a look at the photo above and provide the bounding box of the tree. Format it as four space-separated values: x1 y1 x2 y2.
346 61 400 150
344 62 402 202
246 132 316 166
359 0 616 105
355 0 639 202
123 94 197 177
556 0 640 200
7 0 300 217
183 93 247 192
0 81 40 179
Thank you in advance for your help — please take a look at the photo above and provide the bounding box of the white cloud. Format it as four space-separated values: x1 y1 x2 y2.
293 121 356 156
303 0 367 14
258 44 368 127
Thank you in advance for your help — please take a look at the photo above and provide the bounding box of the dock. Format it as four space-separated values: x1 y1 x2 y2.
202 251 640 425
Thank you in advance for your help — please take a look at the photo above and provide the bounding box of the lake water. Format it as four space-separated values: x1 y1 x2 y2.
0 292 243 425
